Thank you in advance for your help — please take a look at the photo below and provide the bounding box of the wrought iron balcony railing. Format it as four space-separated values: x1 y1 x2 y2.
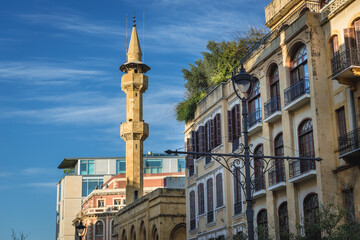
284 77 310 106
331 47 360 76
289 153 316 179
338 128 360 156
207 211 214 223
232 138 241 152
234 202 242 215
190 219 196 230
248 108 262 128
268 161 286 186
264 96 281 118
252 175 266 192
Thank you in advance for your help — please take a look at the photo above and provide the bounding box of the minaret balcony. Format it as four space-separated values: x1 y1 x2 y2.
120 121 149 140
121 73 148 93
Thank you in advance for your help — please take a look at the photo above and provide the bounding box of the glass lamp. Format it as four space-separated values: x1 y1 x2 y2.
232 64 252 93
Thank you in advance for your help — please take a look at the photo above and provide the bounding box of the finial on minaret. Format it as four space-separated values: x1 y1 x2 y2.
133 13 136 27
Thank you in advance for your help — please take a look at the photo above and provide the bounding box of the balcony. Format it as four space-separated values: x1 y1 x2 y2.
268 161 286 191
232 138 241 153
320 0 354 22
252 176 266 198
338 128 360 165
289 156 316 183
331 47 360 85
248 109 262 135
284 77 310 111
264 96 282 123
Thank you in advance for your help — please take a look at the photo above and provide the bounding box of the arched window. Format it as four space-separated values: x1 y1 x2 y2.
110 220 115 237
257 209 268 240
269 65 280 104
234 167 242 215
248 80 261 116
216 173 223 207
290 44 308 85
140 221 146 240
95 221 104 236
278 202 289 240
206 178 214 223
254 145 265 191
331 35 339 57
122 229 128 240
298 119 315 173
131 225 136 240
152 226 159 240
274 133 285 183
303 193 320 239
197 183 204 215
189 191 196 230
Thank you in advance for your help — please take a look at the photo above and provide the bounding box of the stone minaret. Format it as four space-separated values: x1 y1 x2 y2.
119 19 150 204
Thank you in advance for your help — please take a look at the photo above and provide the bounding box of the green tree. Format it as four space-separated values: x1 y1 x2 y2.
11 229 29 240
176 26 267 123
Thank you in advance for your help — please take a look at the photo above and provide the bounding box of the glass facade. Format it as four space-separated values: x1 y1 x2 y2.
178 159 185 172
116 160 126 174
144 159 162 173
80 160 95 175
82 178 103 197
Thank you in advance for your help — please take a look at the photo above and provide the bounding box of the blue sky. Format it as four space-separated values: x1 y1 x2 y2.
0 0 269 239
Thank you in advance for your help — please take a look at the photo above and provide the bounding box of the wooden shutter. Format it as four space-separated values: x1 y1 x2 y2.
235 104 241 138
205 121 210 152
227 110 233 142
199 126 206 153
210 119 215 150
355 20 360 62
336 107 347 137
216 113 221 146
344 28 356 64
332 35 339 56
186 137 191 168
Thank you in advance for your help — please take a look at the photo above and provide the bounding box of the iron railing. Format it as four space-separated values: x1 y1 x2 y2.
252 176 266 192
190 219 196 230
284 77 310 106
248 108 262 128
207 211 214 223
234 202 242 215
232 138 241 152
289 153 316 179
331 47 360 76
338 128 360 156
268 160 286 186
264 96 281 119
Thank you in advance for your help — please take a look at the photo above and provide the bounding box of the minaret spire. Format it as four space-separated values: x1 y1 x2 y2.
119 15 150 204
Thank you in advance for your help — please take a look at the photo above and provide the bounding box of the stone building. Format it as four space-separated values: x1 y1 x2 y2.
56 154 185 240
184 0 360 239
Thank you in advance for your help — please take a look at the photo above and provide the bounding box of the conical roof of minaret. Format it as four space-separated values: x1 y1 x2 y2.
127 25 142 63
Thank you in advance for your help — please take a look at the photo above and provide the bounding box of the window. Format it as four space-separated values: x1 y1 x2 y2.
343 188 356 222
116 160 126 174
80 160 94 175
98 199 104 207
178 159 185 172
278 202 289 240
234 167 242 215
274 133 285 183
269 65 280 110
248 80 261 113
257 209 268 240
298 119 315 173
336 107 347 137
331 35 339 57
216 173 223 208
227 104 241 142
95 221 104 236
144 159 162 173
254 145 265 191
290 44 308 85
82 178 103 197
207 178 214 223
189 191 196 230
114 199 121 205
303 193 320 239
198 183 205 215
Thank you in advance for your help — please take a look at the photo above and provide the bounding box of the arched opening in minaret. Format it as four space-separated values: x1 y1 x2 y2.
134 190 138 200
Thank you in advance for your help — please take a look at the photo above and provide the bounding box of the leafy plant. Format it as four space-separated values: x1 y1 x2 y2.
11 229 29 240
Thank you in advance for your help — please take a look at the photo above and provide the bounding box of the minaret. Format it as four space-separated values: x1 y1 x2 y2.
119 17 150 204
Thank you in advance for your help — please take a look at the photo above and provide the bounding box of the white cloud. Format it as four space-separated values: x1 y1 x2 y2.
22 167 55 175
26 182 57 188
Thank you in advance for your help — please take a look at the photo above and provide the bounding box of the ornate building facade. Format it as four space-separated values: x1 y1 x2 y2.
184 0 360 239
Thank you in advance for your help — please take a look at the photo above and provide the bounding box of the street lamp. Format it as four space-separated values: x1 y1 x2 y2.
165 63 321 240
75 221 86 240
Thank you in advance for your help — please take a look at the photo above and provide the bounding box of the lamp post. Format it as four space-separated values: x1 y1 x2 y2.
165 63 322 240
231 63 255 240
75 221 86 240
